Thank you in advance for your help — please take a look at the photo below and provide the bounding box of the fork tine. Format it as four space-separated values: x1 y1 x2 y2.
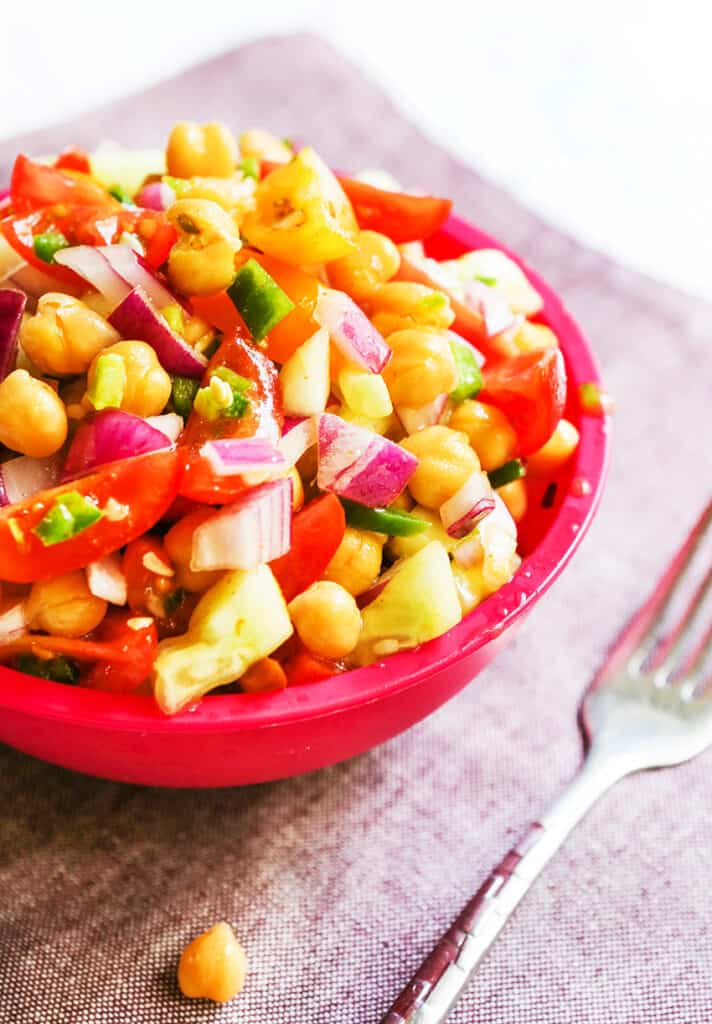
605 500 712 675
652 564 712 682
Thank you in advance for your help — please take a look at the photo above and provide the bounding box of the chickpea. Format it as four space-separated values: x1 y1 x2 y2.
289 467 304 513
166 121 238 178
178 922 247 1003
401 425 480 509
497 478 527 522
180 175 256 220
86 342 171 419
0 370 68 457
26 571 107 638
167 198 242 295
288 581 362 659
382 329 458 407
367 282 455 333
327 230 401 299
20 294 119 377
164 510 223 593
449 400 517 472
323 527 384 596
239 128 293 164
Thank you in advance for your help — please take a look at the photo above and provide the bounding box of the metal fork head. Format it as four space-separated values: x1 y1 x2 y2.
581 500 712 774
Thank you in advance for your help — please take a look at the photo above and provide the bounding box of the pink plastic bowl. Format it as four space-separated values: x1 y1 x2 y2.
0 214 610 787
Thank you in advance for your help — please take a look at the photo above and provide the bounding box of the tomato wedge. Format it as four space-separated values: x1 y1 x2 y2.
0 449 181 582
180 330 283 503
10 154 112 213
270 494 345 602
261 160 452 243
54 147 92 175
480 348 567 456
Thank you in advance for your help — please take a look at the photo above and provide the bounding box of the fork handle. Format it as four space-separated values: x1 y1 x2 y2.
380 752 625 1024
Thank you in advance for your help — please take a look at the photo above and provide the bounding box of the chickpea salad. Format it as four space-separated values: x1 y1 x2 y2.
0 124 582 715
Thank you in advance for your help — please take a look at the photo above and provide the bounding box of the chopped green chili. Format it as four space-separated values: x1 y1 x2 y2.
193 366 252 421
33 231 68 264
488 459 526 489
240 156 260 181
108 184 134 205
171 375 201 418
449 337 483 403
34 491 104 546
339 498 430 537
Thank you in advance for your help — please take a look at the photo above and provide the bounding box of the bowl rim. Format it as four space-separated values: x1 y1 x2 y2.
0 213 611 733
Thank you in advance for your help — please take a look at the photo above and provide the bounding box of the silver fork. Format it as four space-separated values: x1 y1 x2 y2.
381 499 712 1024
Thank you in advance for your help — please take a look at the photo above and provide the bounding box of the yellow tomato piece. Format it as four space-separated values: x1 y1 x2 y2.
242 148 357 264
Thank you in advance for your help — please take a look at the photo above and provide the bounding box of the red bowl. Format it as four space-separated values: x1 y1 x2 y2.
0 214 610 787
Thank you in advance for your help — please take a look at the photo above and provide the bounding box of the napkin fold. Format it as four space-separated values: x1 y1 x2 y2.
1 33 710 1024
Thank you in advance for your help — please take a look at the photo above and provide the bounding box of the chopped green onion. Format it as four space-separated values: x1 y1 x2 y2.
162 175 191 197
193 366 252 421
162 303 186 335
171 375 201 418
108 183 134 205
14 653 79 685
33 231 68 264
34 491 104 546
474 274 497 287
418 292 448 313
449 337 483 403
488 459 526 489
86 353 127 411
227 258 295 341
240 156 260 181
339 498 430 537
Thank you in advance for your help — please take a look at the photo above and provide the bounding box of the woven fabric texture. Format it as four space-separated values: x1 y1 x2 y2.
1 33 710 1024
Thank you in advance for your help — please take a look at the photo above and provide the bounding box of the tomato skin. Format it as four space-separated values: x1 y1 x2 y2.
260 161 452 244
139 217 177 269
1 212 86 286
10 154 112 212
0 449 181 583
83 610 158 693
283 650 341 686
270 494 346 603
54 148 92 175
179 330 283 503
480 348 567 456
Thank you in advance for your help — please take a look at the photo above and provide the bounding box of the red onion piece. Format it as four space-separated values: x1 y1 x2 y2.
136 182 175 211
54 246 130 307
86 554 127 605
98 244 176 310
0 453 62 507
0 289 25 382
316 412 417 508
395 392 449 435
62 410 172 481
0 602 28 641
314 288 391 373
278 416 317 466
200 438 289 479
191 478 292 572
0 236 27 283
146 413 184 442
109 286 207 377
440 470 495 538
463 280 517 338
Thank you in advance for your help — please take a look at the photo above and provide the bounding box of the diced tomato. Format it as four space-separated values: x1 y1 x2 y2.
0 449 181 583
261 161 452 243
241 657 288 693
395 256 518 361
180 330 282 503
480 348 567 456
54 147 92 175
138 215 177 269
122 536 176 617
270 494 345 602
10 154 112 212
1 211 87 286
282 650 341 686
190 290 246 337
83 610 158 693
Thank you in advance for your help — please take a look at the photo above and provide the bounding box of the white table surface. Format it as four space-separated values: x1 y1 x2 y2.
1 0 710 300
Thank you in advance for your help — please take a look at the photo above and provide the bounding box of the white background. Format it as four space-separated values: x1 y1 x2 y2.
1 1 710 299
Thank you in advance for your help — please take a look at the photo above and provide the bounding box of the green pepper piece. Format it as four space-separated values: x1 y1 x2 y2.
339 498 430 537
34 491 104 546
487 459 526 489
227 258 295 341
171 375 201 418
33 231 68 264
449 336 483 403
